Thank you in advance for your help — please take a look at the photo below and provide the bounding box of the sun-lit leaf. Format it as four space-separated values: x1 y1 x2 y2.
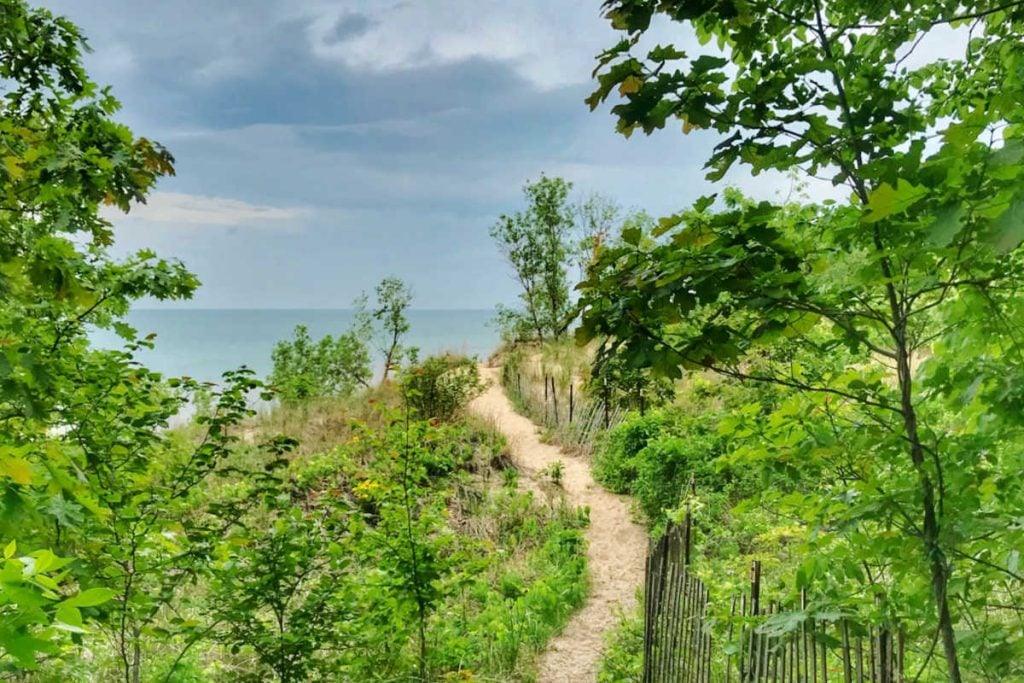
0 456 34 486
863 180 929 223
61 588 116 609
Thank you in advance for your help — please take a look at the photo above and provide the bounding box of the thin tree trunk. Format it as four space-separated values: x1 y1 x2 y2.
894 339 961 683
131 627 142 683
382 328 400 381
809 18 962 673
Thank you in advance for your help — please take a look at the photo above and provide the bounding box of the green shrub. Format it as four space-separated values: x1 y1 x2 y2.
594 409 735 526
632 432 719 522
402 354 484 421
209 507 356 683
592 411 671 493
269 324 371 403
540 460 565 487
502 466 520 490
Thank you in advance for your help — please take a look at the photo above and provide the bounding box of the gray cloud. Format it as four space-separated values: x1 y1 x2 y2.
321 12 374 43
42 0 817 309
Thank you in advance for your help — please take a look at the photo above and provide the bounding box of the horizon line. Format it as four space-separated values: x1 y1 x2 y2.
132 307 500 312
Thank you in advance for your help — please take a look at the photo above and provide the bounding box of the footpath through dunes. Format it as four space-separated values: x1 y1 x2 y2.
469 366 647 682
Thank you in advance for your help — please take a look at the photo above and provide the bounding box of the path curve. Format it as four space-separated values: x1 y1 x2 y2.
469 366 647 682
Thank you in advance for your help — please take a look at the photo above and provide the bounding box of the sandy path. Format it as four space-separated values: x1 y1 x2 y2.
469 367 647 682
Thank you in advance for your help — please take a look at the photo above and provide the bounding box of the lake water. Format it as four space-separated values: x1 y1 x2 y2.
90 309 501 382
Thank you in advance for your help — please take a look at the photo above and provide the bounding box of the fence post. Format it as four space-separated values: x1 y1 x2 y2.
603 376 610 429
543 375 549 426
569 382 574 423
727 596 738 683
875 594 894 683
517 372 521 397
896 630 905 683
802 589 810 681
841 621 853 683
684 478 694 567
551 376 559 426
876 626 893 683
748 561 762 680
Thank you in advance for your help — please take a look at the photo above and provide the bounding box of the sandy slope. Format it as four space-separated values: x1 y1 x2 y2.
468 367 647 682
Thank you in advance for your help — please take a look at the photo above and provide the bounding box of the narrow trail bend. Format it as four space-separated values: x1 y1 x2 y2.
469 366 647 682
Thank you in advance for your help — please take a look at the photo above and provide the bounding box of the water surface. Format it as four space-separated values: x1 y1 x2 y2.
90 309 500 382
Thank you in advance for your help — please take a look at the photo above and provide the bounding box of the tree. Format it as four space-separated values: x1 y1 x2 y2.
580 1 1024 679
370 276 413 382
269 323 372 404
210 507 354 683
58 362 290 683
491 176 576 341
0 0 204 669
572 193 621 280
0 4 303 679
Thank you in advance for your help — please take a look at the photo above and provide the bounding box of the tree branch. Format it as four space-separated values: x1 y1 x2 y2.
624 313 901 413
844 1 1024 29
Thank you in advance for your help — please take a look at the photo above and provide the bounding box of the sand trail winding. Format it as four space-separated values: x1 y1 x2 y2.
469 366 647 682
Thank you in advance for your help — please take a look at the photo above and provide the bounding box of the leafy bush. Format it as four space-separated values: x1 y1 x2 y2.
594 408 744 526
592 411 672 494
632 432 720 522
269 324 371 403
402 354 484 422
210 507 354 683
0 544 89 668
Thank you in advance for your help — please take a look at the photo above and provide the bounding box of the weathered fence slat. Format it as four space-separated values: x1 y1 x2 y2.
642 507 906 683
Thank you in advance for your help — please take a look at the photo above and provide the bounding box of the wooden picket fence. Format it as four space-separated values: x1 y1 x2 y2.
508 371 626 456
644 518 906 683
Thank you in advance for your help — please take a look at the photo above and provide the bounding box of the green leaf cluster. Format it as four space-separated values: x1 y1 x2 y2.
269 324 372 404
401 354 484 422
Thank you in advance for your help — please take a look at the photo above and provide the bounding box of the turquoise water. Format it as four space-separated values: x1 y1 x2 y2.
90 309 500 382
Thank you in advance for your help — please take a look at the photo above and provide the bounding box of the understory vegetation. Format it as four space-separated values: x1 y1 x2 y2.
0 4 589 679
26 385 590 682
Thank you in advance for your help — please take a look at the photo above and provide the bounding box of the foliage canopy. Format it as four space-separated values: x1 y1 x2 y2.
580 1 1024 679
491 176 577 342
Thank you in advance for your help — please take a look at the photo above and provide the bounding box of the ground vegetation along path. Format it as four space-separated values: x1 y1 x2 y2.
469 366 648 682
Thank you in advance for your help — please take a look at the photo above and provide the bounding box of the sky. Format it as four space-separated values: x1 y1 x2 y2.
48 0 807 309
